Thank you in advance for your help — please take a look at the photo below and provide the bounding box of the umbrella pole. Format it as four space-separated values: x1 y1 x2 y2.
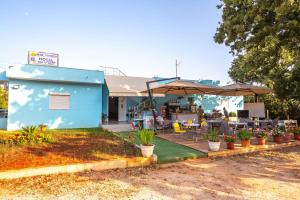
146 77 180 133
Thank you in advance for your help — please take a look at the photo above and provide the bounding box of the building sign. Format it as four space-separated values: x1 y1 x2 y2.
28 51 59 66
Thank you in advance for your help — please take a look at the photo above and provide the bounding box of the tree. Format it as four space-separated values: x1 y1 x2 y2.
215 0 300 120
0 87 8 109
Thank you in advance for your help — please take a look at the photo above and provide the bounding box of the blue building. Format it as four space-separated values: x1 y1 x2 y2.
0 64 243 130
0 64 104 130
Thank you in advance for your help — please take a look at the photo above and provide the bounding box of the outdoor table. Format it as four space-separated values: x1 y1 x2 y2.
207 119 223 130
228 122 248 130
182 123 200 141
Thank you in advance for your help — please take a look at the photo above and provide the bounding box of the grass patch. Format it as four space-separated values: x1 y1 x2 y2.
116 132 207 163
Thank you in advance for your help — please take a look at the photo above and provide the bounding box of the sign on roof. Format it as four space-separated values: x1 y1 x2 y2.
28 51 59 66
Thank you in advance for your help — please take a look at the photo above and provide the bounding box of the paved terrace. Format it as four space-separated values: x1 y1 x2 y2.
157 133 300 157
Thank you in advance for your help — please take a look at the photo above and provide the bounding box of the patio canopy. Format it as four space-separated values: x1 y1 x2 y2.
214 83 272 96
144 80 223 95
105 75 164 97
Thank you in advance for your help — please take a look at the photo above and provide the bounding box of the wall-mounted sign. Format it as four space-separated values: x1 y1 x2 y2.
28 51 59 66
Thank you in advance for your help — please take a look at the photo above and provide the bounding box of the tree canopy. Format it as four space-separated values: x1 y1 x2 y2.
215 0 300 101
215 0 300 120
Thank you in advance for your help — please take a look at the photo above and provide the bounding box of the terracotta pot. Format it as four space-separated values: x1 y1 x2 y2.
241 139 250 148
257 138 266 145
284 134 291 142
227 142 235 150
294 134 300 140
273 135 281 143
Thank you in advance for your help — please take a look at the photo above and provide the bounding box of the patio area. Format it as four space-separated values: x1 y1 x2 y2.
157 132 300 157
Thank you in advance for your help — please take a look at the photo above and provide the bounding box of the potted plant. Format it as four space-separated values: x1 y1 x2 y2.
138 129 155 158
272 128 282 143
206 129 220 151
256 131 268 145
225 134 237 150
238 130 252 148
284 132 292 142
294 129 300 140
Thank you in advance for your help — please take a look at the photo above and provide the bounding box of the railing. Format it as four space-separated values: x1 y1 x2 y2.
99 66 126 76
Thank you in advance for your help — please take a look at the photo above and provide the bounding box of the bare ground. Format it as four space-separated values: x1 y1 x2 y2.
1 146 300 200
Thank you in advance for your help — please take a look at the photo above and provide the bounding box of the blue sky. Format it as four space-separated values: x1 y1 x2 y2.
0 0 232 81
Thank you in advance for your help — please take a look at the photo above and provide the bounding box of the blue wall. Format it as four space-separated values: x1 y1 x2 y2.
5 64 104 84
7 79 102 130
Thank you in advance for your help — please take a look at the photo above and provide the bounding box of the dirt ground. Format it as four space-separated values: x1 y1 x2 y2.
1 146 300 200
0 129 139 171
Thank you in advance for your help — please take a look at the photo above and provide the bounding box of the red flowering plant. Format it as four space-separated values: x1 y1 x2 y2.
225 134 237 143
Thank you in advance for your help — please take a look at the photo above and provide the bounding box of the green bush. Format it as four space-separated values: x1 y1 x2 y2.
138 129 154 146
229 112 237 117
294 128 300 135
0 125 53 145
238 130 252 140
206 129 220 142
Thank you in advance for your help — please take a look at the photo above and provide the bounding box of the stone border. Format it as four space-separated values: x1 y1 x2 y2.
207 141 300 157
0 157 154 180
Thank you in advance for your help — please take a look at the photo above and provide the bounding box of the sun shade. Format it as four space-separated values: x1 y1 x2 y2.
144 80 223 95
214 83 272 96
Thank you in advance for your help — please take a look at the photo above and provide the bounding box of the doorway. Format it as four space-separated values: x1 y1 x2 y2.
109 97 119 121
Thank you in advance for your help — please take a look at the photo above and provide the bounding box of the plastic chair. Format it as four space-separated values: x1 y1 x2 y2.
173 122 186 134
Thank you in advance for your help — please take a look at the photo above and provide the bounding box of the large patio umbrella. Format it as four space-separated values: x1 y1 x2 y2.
213 83 272 96
144 80 223 95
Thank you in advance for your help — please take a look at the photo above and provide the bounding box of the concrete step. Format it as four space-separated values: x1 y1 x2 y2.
102 123 132 132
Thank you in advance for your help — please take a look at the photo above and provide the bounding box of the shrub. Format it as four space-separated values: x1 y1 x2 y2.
206 129 220 142
229 112 237 117
0 126 53 145
256 131 269 139
238 130 252 140
138 129 154 146
294 128 300 135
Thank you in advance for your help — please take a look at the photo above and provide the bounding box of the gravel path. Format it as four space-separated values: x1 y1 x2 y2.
1 146 300 200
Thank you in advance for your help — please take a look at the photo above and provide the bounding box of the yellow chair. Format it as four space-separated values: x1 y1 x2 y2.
185 119 193 129
200 118 208 127
187 119 193 124
173 122 186 134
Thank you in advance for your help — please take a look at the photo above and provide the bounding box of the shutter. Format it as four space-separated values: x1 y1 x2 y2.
49 93 70 110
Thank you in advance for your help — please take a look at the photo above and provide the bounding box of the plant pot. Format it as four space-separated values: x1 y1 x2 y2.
208 141 221 151
284 134 291 142
294 134 300 140
227 142 235 150
140 145 155 158
241 139 250 148
257 138 266 145
273 135 281 143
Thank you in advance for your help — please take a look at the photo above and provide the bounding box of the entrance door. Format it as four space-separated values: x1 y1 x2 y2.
108 97 119 121
118 97 127 121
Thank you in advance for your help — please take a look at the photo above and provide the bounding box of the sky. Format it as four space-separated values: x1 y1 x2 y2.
0 0 233 82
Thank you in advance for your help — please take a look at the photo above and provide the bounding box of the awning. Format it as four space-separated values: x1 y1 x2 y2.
105 75 164 97
143 80 223 95
215 83 272 96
